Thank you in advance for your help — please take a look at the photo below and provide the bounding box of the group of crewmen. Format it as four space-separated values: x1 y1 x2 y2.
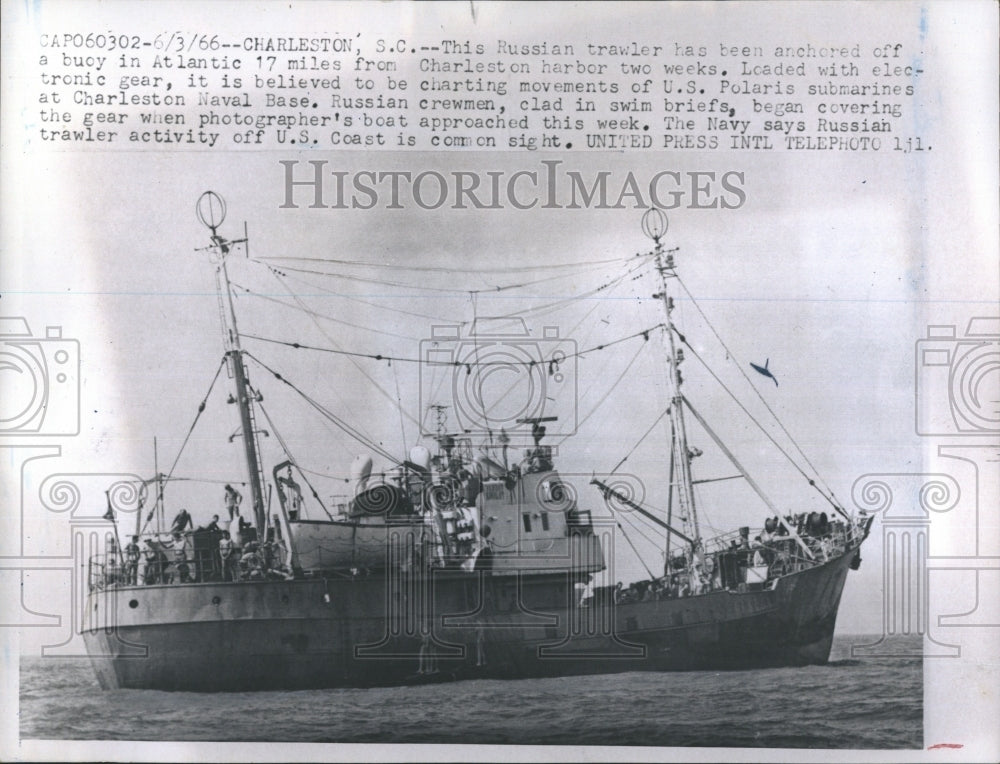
603 512 851 605
105 484 292 587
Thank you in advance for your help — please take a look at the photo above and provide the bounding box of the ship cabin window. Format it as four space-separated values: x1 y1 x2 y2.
541 512 550 531
484 482 505 501
522 513 532 533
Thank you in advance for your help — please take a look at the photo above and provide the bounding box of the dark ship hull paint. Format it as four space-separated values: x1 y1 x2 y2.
83 541 857 691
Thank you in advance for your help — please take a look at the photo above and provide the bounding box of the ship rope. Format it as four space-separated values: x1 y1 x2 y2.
145 476 248 486
486 257 652 322
561 338 648 438
258 256 651 324
232 282 427 342
421 259 652 426
619 508 666 551
255 253 629 274
250 256 618 295
615 516 657 580
675 276 846 515
139 355 227 535
237 254 658 453
243 351 402 468
266 267 471 325
255 398 335 520
254 272 423 433
672 326 848 520
238 325 664 369
606 407 671 475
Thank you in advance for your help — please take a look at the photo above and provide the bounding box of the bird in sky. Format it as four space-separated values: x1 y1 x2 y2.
750 358 779 386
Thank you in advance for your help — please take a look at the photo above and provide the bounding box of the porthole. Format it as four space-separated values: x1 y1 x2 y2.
281 594 290 604
128 599 138 609
211 595 221 605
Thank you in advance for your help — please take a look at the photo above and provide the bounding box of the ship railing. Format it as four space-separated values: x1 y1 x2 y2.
610 520 858 604
86 537 293 589
703 514 856 564
87 548 219 588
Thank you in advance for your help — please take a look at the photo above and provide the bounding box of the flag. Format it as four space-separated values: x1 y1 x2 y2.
103 492 116 523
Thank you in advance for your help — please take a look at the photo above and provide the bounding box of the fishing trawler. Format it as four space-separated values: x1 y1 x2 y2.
82 195 872 690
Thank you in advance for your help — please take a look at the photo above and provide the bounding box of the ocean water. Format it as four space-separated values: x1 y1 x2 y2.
19 636 920 748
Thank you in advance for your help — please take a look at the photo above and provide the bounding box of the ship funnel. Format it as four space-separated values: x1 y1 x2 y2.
408 446 432 472
350 454 374 492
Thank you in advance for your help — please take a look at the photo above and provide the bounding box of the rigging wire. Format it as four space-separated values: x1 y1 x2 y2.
255 399 335 520
619 507 666 550
485 257 652 323
256 257 619 296
243 351 402 467
676 276 843 508
255 253 629 274
606 406 671 475
615 518 657 580
148 477 248 486
294 464 352 483
260 270 423 432
557 335 650 445
238 325 664 368
270 268 470 325
392 357 409 456
673 326 847 517
262 256 651 328
139 356 227 535
417 262 646 422
231 282 426 342
549 259 657 446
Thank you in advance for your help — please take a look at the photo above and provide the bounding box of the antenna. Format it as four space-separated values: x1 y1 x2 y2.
196 190 227 238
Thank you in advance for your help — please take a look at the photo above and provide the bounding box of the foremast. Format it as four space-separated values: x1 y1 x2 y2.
642 209 701 554
197 191 268 535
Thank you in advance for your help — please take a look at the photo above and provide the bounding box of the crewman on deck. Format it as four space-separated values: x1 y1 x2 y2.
219 530 235 581
752 536 768 567
124 535 141 585
171 508 192 535
270 514 283 543
142 540 168 584
240 541 264 580
174 547 192 583
224 484 242 521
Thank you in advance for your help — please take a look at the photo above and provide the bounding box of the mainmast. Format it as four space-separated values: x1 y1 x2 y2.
196 191 268 535
642 208 701 549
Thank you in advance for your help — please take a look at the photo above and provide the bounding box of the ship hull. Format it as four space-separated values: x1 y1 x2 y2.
83 545 857 691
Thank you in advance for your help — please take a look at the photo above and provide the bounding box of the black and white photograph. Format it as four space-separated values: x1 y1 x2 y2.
1 1 997 760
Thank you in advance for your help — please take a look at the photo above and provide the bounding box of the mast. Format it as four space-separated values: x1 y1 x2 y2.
196 191 267 534
642 208 701 548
